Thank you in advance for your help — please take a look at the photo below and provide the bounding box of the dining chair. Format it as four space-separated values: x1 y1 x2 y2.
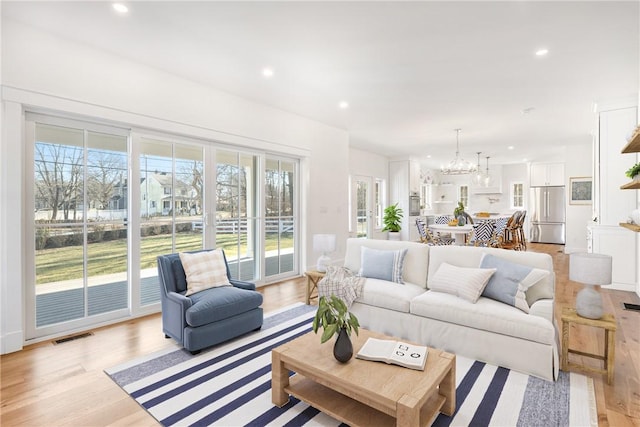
433 215 454 240
502 211 526 250
490 216 510 248
467 220 495 247
415 218 453 245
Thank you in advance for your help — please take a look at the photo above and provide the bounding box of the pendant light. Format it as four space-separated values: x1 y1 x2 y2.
472 152 484 186
483 156 494 187
441 129 476 175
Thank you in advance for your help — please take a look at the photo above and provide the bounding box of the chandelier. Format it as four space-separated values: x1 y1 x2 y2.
440 129 477 175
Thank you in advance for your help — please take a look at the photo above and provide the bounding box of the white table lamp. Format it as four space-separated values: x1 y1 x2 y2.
313 234 336 272
569 252 612 319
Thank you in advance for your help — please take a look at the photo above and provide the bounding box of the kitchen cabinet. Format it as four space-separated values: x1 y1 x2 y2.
592 104 639 296
588 225 637 288
596 107 638 226
530 163 565 187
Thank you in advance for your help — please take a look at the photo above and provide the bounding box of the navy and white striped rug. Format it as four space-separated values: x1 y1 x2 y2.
106 304 597 427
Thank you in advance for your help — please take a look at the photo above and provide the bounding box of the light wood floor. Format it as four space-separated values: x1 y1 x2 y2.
1 243 639 426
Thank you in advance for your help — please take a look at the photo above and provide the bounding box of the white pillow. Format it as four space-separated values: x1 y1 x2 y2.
179 249 232 296
429 262 496 303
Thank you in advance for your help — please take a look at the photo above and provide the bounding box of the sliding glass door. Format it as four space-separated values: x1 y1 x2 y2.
26 114 300 340
28 117 129 337
215 150 258 281
138 137 205 306
264 158 297 279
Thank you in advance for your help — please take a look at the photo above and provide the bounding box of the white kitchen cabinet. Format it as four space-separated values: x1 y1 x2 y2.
596 106 638 226
530 162 565 187
588 225 637 290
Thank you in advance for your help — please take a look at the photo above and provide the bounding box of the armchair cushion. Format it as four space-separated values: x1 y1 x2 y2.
179 249 231 296
186 286 264 327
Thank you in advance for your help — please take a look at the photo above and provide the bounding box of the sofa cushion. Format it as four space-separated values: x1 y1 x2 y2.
359 247 408 284
355 278 425 313
410 291 555 345
180 249 231 296
426 245 555 306
428 262 496 303
480 254 550 313
344 238 430 288
185 286 263 327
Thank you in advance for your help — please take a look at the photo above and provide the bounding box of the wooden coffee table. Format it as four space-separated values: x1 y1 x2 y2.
272 329 455 427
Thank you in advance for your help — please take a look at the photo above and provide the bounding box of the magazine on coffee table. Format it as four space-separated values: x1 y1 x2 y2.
356 338 428 371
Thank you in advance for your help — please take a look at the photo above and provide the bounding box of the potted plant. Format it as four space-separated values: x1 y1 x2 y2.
626 162 640 182
382 203 403 240
453 201 466 226
312 295 360 362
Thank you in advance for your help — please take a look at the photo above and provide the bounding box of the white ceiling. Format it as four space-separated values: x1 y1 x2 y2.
3 1 639 169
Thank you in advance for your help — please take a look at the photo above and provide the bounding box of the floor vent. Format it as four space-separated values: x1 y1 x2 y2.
623 302 640 312
53 332 94 345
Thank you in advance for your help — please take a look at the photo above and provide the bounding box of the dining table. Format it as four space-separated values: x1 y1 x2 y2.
429 223 474 245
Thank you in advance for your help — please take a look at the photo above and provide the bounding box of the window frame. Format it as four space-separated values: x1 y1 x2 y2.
511 181 525 209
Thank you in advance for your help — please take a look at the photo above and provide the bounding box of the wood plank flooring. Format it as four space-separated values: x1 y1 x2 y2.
1 243 638 426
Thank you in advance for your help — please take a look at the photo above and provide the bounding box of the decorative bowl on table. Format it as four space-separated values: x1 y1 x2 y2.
447 219 458 226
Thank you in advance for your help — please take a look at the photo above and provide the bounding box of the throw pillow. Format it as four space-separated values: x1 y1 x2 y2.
479 254 550 313
358 247 408 284
179 249 232 296
429 262 496 303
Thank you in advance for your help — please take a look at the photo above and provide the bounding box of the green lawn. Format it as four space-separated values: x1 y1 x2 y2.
35 232 293 284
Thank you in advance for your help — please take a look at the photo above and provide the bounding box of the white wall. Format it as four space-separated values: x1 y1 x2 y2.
1 20 350 353
564 142 594 253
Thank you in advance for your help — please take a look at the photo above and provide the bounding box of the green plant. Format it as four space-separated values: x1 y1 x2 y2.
453 201 465 217
382 203 403 232
626 162 640 179
312 295 360 343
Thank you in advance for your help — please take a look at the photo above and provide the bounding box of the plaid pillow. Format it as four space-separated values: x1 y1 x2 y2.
179 249 231 296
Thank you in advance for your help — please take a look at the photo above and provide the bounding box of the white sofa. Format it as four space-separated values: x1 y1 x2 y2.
343 238 559 381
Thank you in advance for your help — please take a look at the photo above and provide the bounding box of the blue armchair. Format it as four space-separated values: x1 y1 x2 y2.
157 249 263 354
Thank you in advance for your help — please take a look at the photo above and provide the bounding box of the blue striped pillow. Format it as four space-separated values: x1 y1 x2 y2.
358 247 408 284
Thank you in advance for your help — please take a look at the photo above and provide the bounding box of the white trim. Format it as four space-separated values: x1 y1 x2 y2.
1 101 25 354
3 86 311 159
602 283 636 293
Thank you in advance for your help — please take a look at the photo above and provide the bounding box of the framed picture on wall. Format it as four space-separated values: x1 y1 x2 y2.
570 177 592 205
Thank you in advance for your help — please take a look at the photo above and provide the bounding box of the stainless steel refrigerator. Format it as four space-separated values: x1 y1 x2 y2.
530 186 566 244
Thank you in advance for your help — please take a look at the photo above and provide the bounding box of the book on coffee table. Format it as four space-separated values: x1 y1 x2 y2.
356 338 428 370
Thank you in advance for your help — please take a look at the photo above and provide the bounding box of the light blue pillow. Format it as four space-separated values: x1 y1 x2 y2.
359 247 408 284
479 254 549 313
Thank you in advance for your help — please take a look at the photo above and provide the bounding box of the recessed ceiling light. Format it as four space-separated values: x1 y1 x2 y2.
535 48 549 56
262 68 274 78
339 101 349 109
508 146 515 150
523 158 528 162
112 3 128 13
426 155 432 159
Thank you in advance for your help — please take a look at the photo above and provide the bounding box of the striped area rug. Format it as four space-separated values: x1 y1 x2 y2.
106 304 597 427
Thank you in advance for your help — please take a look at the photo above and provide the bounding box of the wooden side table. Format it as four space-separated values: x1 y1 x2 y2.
303 270 325 305
561 307 617 384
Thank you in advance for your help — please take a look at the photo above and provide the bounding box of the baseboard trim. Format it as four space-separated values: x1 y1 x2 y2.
602 283 636 293
563 246 588 254
1 330 24 355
